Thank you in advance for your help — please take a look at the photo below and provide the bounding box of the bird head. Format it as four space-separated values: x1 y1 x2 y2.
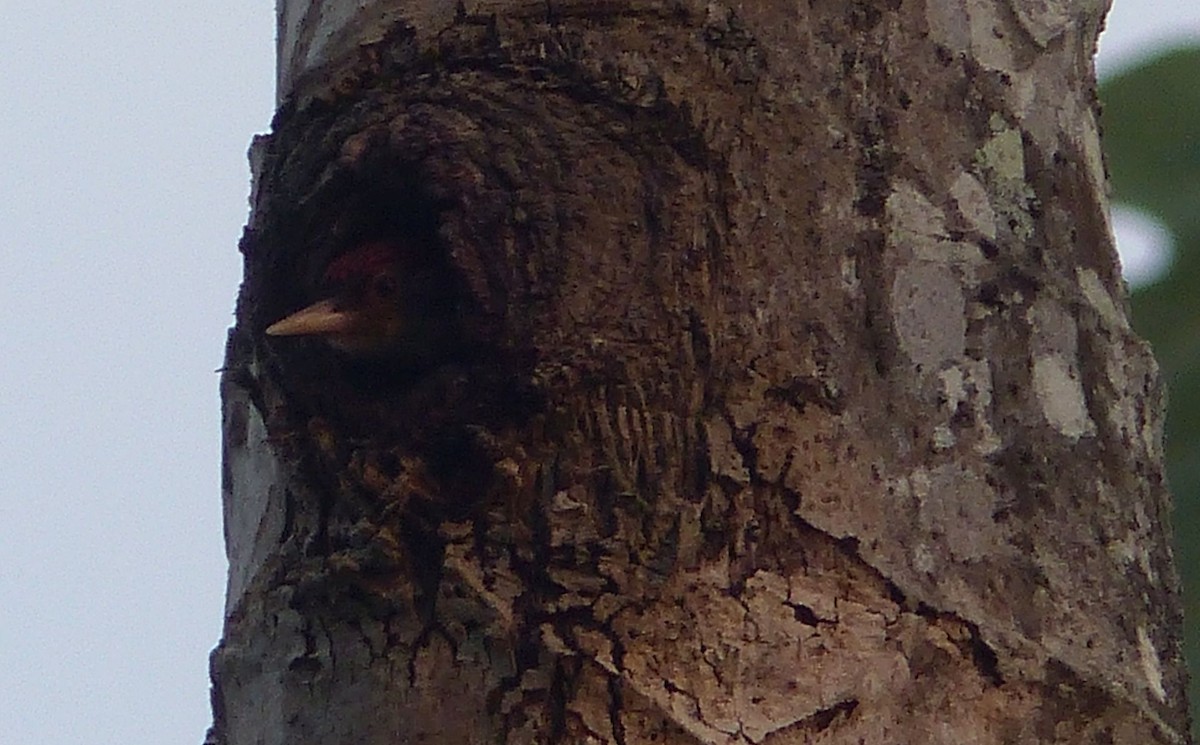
266 241 410 356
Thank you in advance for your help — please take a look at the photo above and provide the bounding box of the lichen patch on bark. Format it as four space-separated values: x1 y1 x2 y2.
890 261 967 375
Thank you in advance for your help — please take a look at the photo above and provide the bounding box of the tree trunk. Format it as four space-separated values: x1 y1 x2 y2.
209 1 1192 743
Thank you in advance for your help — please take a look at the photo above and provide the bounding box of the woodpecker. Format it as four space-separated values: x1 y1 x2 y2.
266 240 453 360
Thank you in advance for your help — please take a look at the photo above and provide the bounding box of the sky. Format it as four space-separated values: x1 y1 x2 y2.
0 2 1196 744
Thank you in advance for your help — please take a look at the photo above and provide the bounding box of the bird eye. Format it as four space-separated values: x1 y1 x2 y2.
373 274 398 298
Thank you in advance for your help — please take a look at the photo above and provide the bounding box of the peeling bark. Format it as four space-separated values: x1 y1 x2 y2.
209 1 1192 743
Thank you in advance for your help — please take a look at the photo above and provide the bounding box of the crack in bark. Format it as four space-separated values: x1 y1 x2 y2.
914 602 1005 687
803 698 860 733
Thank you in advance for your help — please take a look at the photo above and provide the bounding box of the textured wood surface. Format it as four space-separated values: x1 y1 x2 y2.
210 1 1191 742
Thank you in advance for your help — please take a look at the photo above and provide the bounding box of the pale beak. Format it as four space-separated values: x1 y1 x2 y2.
265 298 360 337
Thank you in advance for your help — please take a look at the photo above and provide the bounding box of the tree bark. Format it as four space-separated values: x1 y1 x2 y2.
209 1 1192 743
